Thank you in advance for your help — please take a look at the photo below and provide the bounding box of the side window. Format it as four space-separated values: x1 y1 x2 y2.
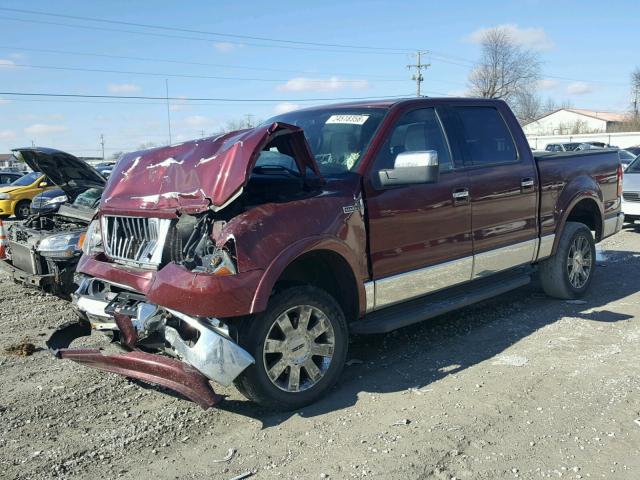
373 108 453 178
454 107 518 165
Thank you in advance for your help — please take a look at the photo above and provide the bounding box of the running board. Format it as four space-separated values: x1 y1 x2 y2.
350 272 531 334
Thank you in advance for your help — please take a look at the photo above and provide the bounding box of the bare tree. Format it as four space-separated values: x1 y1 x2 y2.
513 91 542 124
468 27 541 108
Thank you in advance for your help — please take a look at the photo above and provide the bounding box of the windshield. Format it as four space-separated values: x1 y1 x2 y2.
73 187 103 208
10 171 42 186
267 107 387 175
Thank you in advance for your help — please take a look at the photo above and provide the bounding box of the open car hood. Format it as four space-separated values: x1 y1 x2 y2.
12 148 106 202
100 122 321 214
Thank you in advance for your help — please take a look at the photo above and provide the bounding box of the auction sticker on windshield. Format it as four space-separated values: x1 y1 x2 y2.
325 114 370 125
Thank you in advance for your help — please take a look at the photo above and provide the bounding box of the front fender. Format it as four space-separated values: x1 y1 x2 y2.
250 236 367 316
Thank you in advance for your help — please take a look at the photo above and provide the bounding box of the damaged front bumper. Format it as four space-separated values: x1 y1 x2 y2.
0 257 56 289
51 276 255 408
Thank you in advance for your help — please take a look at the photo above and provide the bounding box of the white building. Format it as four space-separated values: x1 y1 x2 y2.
522 108 629 136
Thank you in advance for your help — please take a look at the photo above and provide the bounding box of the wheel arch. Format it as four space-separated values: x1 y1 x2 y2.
251 237 366 323
553 187 604 255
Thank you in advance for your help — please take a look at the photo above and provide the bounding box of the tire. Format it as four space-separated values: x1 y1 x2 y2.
234 286 348 411
539 222 596 299
14 200 31 220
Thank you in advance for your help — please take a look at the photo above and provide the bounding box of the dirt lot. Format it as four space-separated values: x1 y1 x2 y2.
1 226 639 480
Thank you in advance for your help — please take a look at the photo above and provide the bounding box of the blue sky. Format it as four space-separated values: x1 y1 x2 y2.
0 0 637 157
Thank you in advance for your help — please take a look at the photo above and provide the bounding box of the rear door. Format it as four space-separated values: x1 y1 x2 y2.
453 103 538 278
364 106 472 310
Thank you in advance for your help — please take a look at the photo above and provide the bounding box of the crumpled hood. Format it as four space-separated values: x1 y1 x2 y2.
101 122 320 214
12 148 106 202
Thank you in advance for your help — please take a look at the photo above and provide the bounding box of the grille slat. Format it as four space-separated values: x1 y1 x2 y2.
623 192 640 202
103 215 171 268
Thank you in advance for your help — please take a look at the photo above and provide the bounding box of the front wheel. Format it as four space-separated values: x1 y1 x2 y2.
234 286 348 410
14 200 31 220
539 221 596 299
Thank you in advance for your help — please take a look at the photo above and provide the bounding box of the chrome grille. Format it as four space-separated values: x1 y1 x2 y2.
623 192 640 202
102 216 172 268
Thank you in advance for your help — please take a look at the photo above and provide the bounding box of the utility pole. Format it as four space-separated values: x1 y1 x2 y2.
100 134 105 159
245 114 254 128
165 79 172 144
407 51 430 97
634 85 639 121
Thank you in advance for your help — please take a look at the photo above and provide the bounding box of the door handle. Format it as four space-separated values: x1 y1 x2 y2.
452 188 469 205
521 177 534 191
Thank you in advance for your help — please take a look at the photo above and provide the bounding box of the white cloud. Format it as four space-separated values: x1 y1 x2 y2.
468 24 554 51
107 83 141 94
538 79 560 90
273 102 301 114
277 76 370 93
566 81 593 95
0 97 11 105
214 42 242 53
0 59 17 68
24 124 68 135
0 129 16 140
183 115 214 127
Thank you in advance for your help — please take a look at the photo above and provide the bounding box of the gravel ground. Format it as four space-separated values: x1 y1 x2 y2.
1 227 639 480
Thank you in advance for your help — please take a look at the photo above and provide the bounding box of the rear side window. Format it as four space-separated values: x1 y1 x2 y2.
455 107 517 165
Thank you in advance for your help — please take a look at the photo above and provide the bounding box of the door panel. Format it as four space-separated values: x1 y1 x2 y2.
452 105 538 277
364 107 473 310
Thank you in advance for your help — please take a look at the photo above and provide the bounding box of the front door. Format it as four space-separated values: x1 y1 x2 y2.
364 107 472 310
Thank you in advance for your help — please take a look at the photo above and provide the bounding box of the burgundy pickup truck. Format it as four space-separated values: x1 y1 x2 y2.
46 98 623 410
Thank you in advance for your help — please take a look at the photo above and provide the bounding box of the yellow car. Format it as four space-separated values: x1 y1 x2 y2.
0 171 56 219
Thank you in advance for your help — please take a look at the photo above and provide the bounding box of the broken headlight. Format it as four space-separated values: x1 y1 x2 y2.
37 232 84 258
196 246 237 276
82 219 103 255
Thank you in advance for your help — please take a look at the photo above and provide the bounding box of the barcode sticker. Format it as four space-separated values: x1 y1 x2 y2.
326 114 370 125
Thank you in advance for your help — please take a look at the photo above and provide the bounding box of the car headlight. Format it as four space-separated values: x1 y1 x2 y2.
201 247 237 276
82 219 103 255
43 195 68 206
37 232 85 258
0 193 10 200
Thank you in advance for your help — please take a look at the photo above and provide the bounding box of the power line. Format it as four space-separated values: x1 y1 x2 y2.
0 91 415 103
0 16 408 56
0 45 403 80
0 7 412 53
6 62 406 83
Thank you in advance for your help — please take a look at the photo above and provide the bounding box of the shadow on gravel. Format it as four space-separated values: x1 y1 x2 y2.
215 248 640 427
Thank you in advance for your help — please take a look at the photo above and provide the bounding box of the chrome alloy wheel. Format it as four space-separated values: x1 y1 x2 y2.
567 234 592 289
262 305 335 393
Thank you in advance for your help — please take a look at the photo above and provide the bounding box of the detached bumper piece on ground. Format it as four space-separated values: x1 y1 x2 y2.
46 288 256 409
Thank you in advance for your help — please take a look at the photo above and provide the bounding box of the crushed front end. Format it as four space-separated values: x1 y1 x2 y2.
0 207 89 296
52 211 257 409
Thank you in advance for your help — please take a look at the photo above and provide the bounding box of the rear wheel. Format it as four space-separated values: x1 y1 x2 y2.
14 200 31 220
539 222 596 299
234 286 348 410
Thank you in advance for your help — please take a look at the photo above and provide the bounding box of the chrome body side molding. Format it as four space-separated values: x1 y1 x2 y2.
370 256 473 311
536 234 555 260
472 239 537 279
365 236 553 313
